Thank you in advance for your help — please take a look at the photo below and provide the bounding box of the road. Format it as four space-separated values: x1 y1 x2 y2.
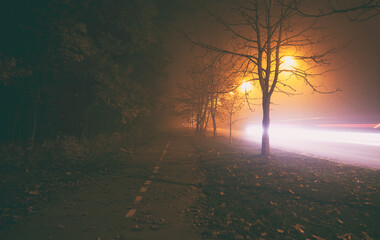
219 127 380 169
1 130 378 239
1 134 202 240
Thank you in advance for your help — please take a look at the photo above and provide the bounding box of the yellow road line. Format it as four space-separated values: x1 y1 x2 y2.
159 141 171 161
125 140 171 218
134 196 143 204
125 209 136 218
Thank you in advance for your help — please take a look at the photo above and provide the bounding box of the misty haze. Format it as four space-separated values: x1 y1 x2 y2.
0 0 379 239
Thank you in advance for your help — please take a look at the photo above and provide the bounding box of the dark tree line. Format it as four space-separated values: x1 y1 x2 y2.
0 0 168 145
175 54 240 137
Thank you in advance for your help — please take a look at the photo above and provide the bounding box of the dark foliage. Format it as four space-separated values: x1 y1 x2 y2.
0 0 168 144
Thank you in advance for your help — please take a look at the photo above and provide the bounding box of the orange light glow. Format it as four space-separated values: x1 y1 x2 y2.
239 82 253 93
281 56 296 70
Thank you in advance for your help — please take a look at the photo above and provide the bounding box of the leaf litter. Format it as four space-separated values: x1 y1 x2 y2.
188 136 379 239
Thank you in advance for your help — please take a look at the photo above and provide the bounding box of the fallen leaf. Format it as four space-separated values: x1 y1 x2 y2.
294 224 304 234
28 190 39 195
362 231 374 240
312 234 326 240
337 233 352 240
132 225 142 231
270 201 277 206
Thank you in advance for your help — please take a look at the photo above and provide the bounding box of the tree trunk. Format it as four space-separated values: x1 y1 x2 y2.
261 98 270 156
211 110 217 137
203 109 211 136
229 113 232 144
209 97 217 137
198 98 209 136
195 112 201 135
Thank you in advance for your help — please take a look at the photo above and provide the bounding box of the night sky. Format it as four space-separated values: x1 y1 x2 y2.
163 0 380 124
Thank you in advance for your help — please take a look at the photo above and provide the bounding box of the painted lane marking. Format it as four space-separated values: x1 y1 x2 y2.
125 140 170 218
159 141 171 161
134 196 143 204
125 209 136 218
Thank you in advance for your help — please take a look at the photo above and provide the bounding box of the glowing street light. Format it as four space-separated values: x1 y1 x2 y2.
281 56 296 70
239 81 253 93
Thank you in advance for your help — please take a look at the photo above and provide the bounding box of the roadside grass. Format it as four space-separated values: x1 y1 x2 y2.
190 136 379 240
0 130 152 230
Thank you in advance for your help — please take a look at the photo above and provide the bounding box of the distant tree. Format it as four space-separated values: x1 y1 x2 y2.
175 54 238 136
185 0 340 156
175 64 211 136
219 90 245 144
206 54 240 137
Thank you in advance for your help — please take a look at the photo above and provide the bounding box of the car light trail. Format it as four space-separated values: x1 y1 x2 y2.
245 125 380 147
317 123 378 128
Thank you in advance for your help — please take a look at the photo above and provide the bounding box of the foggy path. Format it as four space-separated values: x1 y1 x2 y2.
1 134 202 240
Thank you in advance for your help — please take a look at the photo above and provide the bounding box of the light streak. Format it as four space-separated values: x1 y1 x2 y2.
317 124 377 128
245 125 380 147
375 123 380 129
280 117 327 122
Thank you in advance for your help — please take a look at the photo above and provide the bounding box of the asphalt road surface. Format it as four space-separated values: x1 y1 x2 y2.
1 134 202 240
1 130 378 239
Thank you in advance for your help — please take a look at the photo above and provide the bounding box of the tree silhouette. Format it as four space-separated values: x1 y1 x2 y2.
219 91 246 144
185 0 340 155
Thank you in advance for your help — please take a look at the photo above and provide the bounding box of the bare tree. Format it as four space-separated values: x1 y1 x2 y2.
175 54 239 136
185 0 340 155
208 54 241 136
219 90 246 144
289 0 379 21
175 64 212 136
